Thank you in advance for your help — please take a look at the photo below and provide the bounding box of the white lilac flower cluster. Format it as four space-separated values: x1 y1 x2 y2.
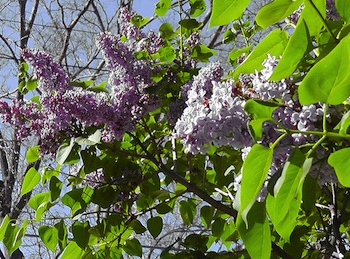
0 8 162 154
174 55 324 155
173 54 338 189
173 62 252 154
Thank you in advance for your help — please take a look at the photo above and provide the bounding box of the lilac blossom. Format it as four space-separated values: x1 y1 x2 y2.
22 49 71 91
174 64 252 154
1 13 162 154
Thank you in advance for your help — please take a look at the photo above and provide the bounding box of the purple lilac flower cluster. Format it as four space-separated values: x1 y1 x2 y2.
0 8 162 154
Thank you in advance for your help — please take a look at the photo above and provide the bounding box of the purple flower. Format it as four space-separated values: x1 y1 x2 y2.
21 49 71 91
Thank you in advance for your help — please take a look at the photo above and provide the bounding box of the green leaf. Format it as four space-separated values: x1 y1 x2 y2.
338 111 350 135
266 148 312 241
244 100 279 141
245 100 279 120
158 46 176 63
299 34 350 105
3 220 27 255
55 220 68 251
227 46 252 66
233 29 288 77
200 206 215 228
191 44 216 62
156 203 172 214
328 148 350 187
147 217 163 239
60 241 83 259
26 77 38 91
56 138 75 165
75 130 101 146
179 200 195 225
70 80 94 88
20 167 41 196
62 187 93 216
336 0 350 23
0 215 11 240
130 15 149 28
270 20 309 81
212 218 225 237
49 176 62 201
39 226 58 252
299 0 326 37
256 0 303 28
155 0 171 16
92 185 116 208
26 145 40 163
159 23 176 40
183 234 208 252
124 238 142 257
72 221 90 249
239 144 273 226
178 19 202 30
130 220 147 234
237 202 271 259
28 192 51 221
209 0 251 27
190 0 206 17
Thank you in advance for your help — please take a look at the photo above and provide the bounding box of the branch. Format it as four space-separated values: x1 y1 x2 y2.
129 132 238 218
0 35 18 64
58 0 94 64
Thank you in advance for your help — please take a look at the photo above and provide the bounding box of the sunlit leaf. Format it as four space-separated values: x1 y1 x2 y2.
0 215 11 241
240 144 273 226
234 29 288 77
256 0 303 28
336 0 350 23
190 0 206 17
299 34 350 105
200 206 215 228
328 148 350 187
155 0 171 16
179 200 194 225
245 100 279 141
266 148 312 241
56 138 75 165
237 202 271 259
60 241 83 259
270 20 310 81
26 145 40 163
20 167 41 196
338 111 350 135
209 0 251 27
39 226 58 252
299 0 326 37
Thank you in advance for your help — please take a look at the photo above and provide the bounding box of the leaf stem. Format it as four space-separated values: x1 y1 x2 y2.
323 104 328 133
270 132 288 149
306 135 327 157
